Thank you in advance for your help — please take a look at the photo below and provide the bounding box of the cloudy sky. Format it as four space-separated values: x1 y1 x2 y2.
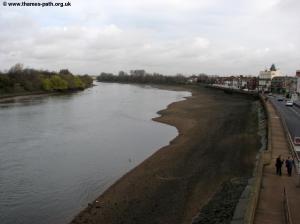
0 0 300 75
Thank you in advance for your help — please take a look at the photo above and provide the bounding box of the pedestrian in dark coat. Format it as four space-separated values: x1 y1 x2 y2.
285 157 293 177
276 155 284 176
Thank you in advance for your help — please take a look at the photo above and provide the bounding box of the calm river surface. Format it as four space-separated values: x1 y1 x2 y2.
0 83 190 224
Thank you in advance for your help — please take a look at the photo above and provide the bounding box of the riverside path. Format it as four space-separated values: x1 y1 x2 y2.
254 99 300 224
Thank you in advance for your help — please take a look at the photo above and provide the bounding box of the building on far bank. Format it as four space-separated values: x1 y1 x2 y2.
213 75 257 90
258 64 281 92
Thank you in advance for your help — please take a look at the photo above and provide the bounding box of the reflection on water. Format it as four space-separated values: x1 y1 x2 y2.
0 83 190 224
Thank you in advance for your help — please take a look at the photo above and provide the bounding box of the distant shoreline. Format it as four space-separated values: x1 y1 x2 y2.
0 91 58 103
70 84 260 224
0 88 92 103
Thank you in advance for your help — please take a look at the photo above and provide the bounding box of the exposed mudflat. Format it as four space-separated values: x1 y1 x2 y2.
70 85 260 224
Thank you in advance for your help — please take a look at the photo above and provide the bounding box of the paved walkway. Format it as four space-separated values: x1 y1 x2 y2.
254 100 300 224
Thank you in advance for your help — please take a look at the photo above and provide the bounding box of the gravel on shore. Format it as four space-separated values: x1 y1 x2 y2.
192 177 249 224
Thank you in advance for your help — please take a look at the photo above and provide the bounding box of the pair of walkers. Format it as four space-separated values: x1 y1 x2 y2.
275 155 293 176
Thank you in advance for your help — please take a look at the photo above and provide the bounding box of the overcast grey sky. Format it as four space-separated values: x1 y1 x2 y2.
0 0 300 75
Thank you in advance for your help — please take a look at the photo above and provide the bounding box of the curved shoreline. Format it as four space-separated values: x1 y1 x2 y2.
70 85 260 224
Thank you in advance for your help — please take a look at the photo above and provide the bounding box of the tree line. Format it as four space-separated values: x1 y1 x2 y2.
97 71 190 85
0 64 93 94
96 70 217 85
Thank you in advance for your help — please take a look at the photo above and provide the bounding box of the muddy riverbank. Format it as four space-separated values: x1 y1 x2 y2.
70 85 260 224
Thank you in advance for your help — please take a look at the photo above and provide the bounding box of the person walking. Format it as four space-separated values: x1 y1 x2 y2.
275 155 284 176
285 157 293 177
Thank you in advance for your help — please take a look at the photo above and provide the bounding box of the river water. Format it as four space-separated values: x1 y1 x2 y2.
0 83 190 224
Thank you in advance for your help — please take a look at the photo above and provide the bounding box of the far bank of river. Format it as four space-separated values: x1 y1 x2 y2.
0 88 92 103
71 84 260 224
0 91 55 102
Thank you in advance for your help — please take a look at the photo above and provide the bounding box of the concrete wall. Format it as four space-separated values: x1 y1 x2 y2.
230 95 268 224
